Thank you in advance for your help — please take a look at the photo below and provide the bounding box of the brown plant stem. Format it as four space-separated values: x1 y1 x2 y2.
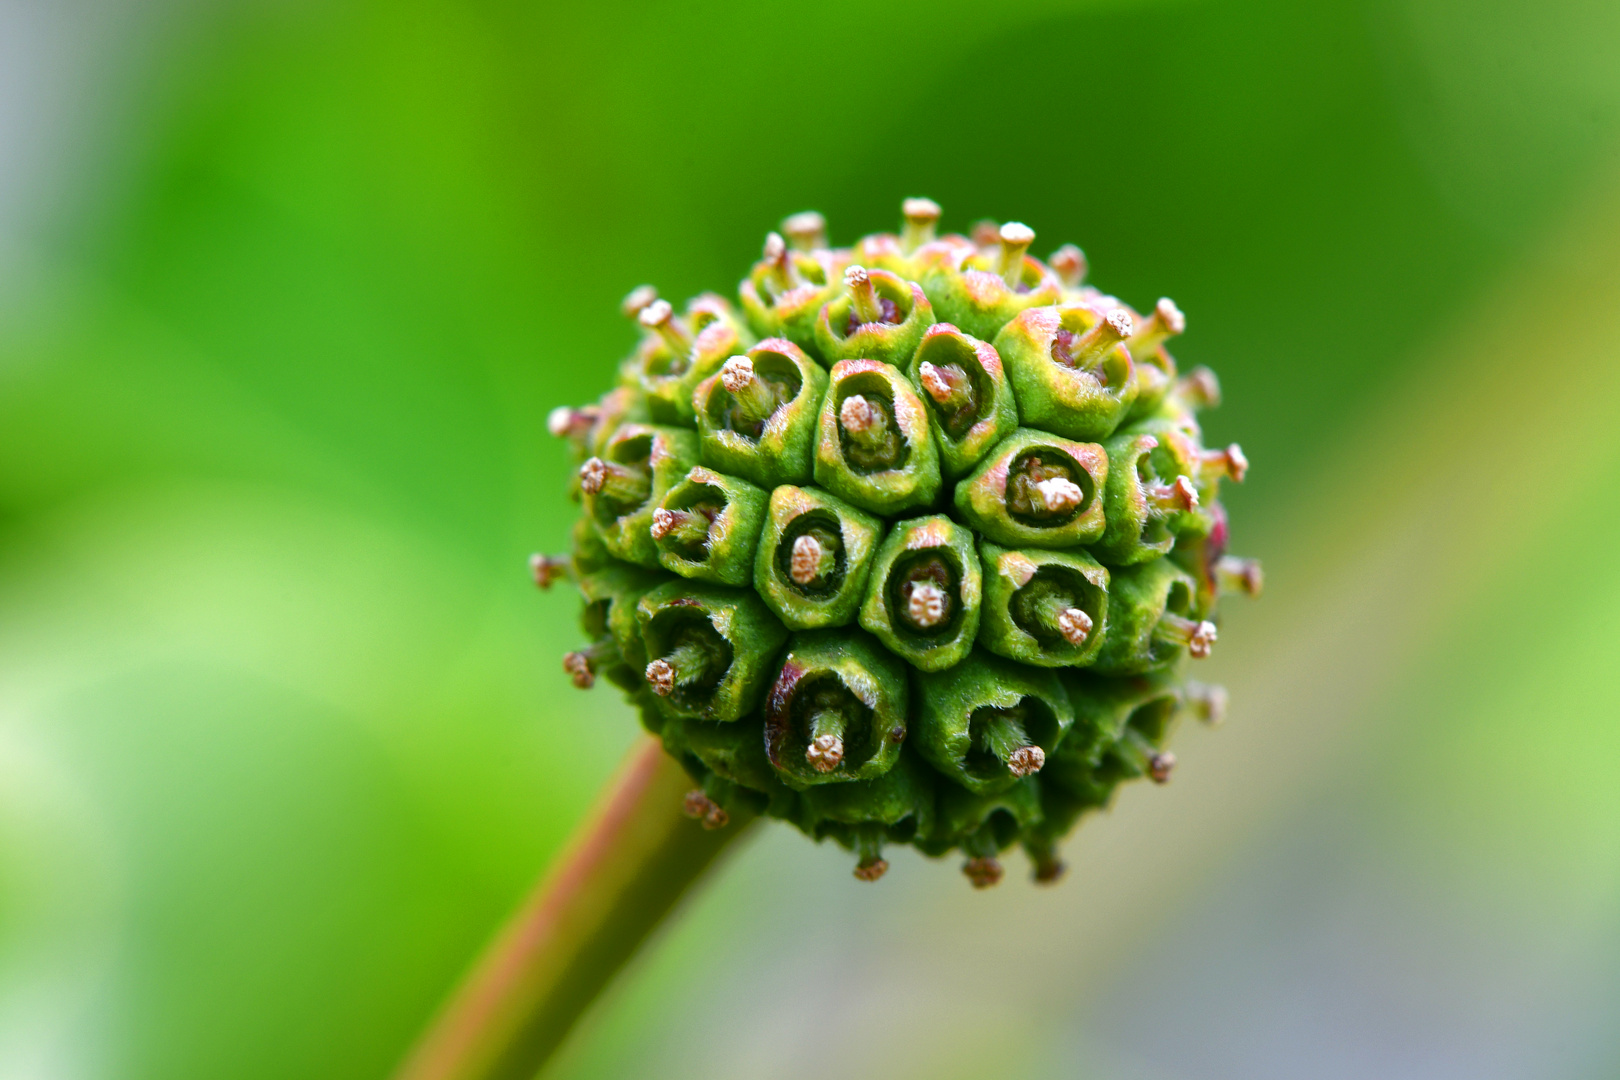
393 734 756 1080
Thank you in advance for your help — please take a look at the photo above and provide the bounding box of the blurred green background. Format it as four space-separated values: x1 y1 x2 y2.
3 0 1620 1076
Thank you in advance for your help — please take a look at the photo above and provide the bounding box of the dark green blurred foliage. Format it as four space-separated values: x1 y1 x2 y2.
2 0 1618 1077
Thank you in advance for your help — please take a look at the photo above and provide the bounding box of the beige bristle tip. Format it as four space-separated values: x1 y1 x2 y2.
563 652 594 689
1188 621 1217 658
1058 607 1092 645
806 733 845 773
579 458 607 495
1156 297 1186 333
720 355 755 391
839 394 877 433
1008 745 1045 777
963 857 1004 889
902 197 941 219
637 299 672 328
1000 221 1035 244
907 582 947 628
645 659 675 695
620 284 658 318
1149 751 1177 783
854 858 889 882
789 534 824 585
1226 444 1249 481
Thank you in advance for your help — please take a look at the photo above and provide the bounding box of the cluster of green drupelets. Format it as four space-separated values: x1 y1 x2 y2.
536 201 1260 887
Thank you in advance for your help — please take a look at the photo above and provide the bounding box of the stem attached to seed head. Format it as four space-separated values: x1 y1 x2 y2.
781 211 827 252
719 356 781 425
529 553 570 589
638 299 692 358
789 527 840 587
1048 244 1087 289
997 222 1036 288
1157 612 1218 658
579 457 651 505
1215 555 1264 597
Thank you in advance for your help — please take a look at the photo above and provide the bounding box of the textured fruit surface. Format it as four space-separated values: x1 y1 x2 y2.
541 203 1259 886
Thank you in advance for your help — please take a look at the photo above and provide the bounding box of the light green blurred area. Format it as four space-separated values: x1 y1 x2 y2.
1 0 1618 1077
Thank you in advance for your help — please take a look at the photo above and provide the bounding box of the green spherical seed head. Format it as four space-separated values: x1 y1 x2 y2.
762 629 910 788
693 340 828 488
813 265 934 368
911 651 1074 794
813 359 942 515
953 428 1108 549
994 304 1139 441
1090 431 1200 567
905 322 1020 479
635 580 788 723
738 233 843 358
918 221 1063 341
651 466 769 586
554 204 1258 881
1091 558 1214 676
977 541 1110 668
753 485 884 630
859 515 983 673
580 423 699 569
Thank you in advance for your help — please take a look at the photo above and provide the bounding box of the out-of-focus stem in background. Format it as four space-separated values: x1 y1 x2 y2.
394 736 753 1080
